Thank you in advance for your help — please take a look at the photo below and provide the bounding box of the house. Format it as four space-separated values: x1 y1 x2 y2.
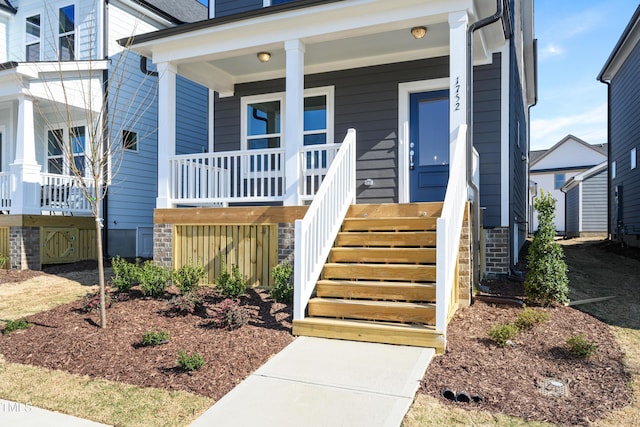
126 0 536 351
561 162 608 238
529 135 607 235
0 0 207 269
598 5 640 248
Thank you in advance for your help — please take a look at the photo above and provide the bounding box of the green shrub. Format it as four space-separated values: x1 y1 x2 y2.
514 307 550 330
138 261 170 298
168 291 203 314
141 330 170 346
525 191 569 306
0 256 7 269
173 261 206 294
270 261 293 304
488 322 519 347
216 263 247 299
2 318 31 335
81 289 114 313
110 256 139 292
213 299 251 330
566 334 598 358
176 350 205 371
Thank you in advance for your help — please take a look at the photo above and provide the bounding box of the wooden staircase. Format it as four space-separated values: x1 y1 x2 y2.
293 202 447 353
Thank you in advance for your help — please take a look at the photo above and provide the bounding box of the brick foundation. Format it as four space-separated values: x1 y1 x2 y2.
9 226 40 270
153 223 173 268
277 223 295 265
483 227 510 277
458 213 472 307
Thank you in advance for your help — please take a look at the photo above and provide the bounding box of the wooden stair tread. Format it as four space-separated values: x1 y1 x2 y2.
308 297 435 324
316 279 436 301
336 231 436 247
293 317 444 352
329 247 436 264
342 217 437 231
346 202 443 219
322 263 436 282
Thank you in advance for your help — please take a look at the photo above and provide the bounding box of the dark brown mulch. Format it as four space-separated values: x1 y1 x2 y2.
419 300 632 426
0 286 293 401
0 269 45 284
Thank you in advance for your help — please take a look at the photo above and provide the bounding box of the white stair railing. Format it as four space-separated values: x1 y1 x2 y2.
435 124 468 334
0 172 11 211
298 143 341 201
294 129 356 320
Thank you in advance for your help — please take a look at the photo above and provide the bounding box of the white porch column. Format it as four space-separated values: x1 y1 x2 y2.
156 62 177 209
284 39 305 206
448 11 469 153
10 95 41 214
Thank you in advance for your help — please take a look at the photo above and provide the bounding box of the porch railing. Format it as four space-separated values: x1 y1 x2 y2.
294 129 356 320
299 143 341 201
0 173 10 211
41 173 95 214
435 124 468 334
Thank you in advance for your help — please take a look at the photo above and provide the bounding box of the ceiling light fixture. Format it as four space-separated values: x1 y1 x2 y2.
411 26 427 39
257 52 271 63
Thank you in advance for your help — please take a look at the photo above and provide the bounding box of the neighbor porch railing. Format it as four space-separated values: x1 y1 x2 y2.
0 172 10 211
435 124 468 333
294 129 356 320
40 173 95 214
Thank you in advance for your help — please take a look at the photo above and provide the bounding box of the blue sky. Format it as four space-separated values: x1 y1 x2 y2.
531 0 638 150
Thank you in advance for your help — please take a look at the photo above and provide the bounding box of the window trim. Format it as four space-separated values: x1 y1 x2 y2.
25 13 41 62
611 160 617 179
631 147 637 170
123 129 139 152
240 86 335 151
58 4 76 61
46 122 90 177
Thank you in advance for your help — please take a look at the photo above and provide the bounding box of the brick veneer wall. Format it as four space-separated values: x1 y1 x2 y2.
9 226 40 270
153 223 173 267
458 214 472 307
483 227 510 276
277 223 295 265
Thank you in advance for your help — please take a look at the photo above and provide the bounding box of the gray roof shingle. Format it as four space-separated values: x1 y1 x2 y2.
140 0 208 24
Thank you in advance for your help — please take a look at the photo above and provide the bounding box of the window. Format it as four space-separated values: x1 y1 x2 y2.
265 0 296 6
26 14 40 61
246 97 282 150
554 173 565 189
632 148 637 170
58 5 75 61
611 161 617 179
123 130 138 151
47 125 86 176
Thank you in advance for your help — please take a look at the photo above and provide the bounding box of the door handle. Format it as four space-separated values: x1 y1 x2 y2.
409 149 415 170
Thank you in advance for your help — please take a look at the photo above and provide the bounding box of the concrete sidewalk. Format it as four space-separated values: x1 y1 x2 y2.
190 337 434 427
0 399 110 426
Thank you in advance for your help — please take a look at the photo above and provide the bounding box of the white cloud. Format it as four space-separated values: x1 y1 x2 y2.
539 43 564 60
531 103 607 150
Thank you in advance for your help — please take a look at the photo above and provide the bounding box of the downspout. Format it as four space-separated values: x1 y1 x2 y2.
102 0 110 257
597 76 611 241
466 0 508 287
140 56 158 77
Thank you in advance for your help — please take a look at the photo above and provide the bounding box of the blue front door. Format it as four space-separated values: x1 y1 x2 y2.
409 90 450 202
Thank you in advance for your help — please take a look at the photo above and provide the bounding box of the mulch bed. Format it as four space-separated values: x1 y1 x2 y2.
0 285 293 401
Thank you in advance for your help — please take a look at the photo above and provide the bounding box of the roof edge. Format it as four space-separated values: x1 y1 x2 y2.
598 5 640 82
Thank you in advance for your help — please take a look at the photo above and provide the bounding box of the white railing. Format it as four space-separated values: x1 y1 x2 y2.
299 143 341 201
0 172 10 211
169 149 285 205
41 173 95 214
294 129 356 320
435 124 468 333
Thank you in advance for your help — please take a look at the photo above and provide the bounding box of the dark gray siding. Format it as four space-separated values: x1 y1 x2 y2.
214 0 262 17
610 38 640 240
176 76 209 155
583 169 607 232
214 57 449 203
565 187 579 234
472 53 502 228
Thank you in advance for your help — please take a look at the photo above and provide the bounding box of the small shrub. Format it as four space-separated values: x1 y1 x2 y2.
81 289 114 313
0 256 7 269
213 299 251 330
168 291 203 314
2 318 31 335
110 256 139 292
177 350 205 371
138 261 170 298
566 334 598 358
216 263 247 299
270 261 294 304
514 307 550 330
488 322 519 347
173 261 206 295
141 330 170 346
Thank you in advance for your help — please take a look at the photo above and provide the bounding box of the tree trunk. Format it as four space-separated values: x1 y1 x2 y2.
95 215 107 328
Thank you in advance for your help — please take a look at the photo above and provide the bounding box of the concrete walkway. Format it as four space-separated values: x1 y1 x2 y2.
191 337 435 427
0 399 110 426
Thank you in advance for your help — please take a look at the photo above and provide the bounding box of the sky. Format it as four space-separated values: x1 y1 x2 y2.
531 0 638 151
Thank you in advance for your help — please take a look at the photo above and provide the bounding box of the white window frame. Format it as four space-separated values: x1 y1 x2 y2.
631 147 637 170
611 161 617 179
58 3 76 61
122 129 139 153
240 86 335 151
46 122 91 177
25 13 41 62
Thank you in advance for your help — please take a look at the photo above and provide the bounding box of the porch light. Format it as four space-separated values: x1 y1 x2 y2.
257 52 271 63
411 26 427 39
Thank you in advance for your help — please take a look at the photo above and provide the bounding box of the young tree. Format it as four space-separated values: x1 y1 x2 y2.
29 3 157 327
524 190 569 306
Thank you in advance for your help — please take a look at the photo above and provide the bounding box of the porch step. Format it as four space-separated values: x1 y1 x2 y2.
316 280 436 302
336 231 436 247
329 247 436 264
322 263 436 282
346 202 443 219
341 217 437 232
292 317 445 353
308 298 436 324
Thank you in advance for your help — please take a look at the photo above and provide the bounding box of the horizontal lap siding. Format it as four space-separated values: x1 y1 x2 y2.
176 76 209 155
582 170 607 232
214 0 263 17
565 187 579 234
610 40 640 234
215 57 449 203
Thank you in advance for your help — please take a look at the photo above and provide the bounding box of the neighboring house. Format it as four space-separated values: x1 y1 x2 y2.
561 162 608 238
529 135 607 235
127 0 536 352
598 5 640 248
0 0 207 268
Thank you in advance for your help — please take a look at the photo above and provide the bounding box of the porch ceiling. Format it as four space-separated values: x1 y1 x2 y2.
131 0 507 95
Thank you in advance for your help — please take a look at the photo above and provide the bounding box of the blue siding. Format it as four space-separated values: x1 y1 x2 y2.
214 0 262 17
565 187 579 234
176 76 209 155
583 170 607 232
